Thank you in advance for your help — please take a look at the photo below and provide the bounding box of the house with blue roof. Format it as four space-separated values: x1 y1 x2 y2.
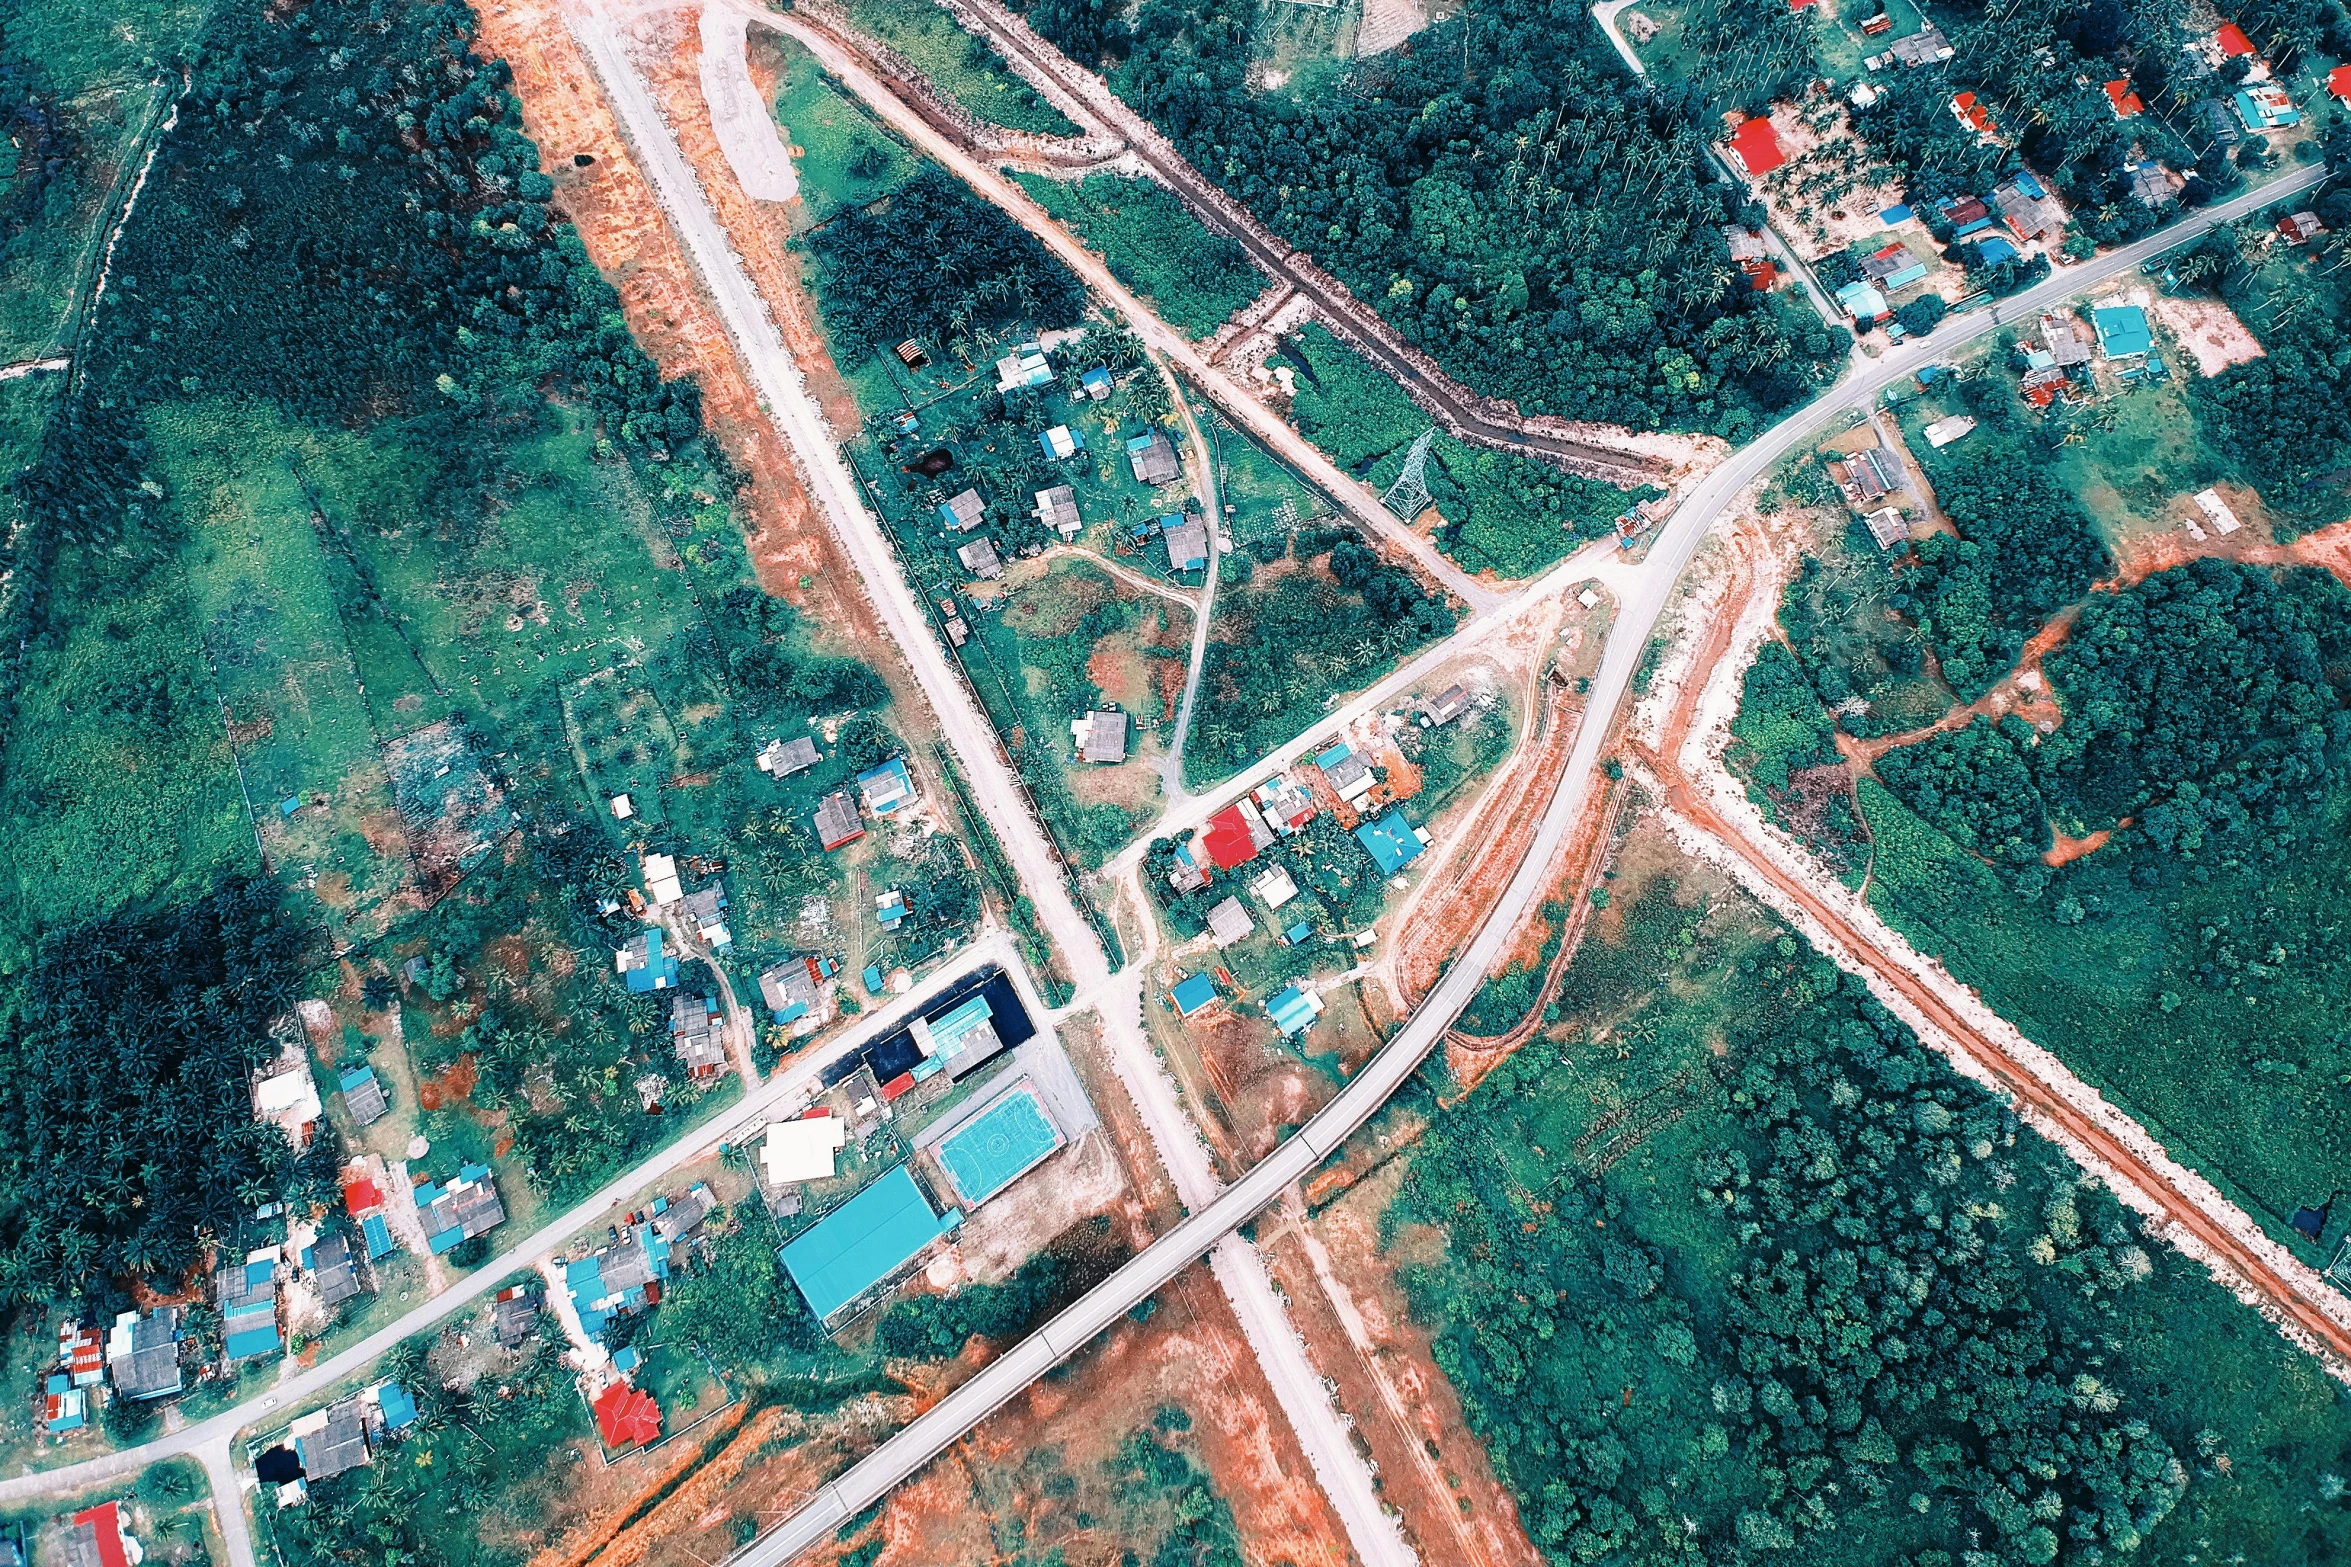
218 1249 283 1362
1970 233 2020 266
1266 984 1325 1039
413 1165 505 1255
910 993 1005 1081
1354 807 1429 876
1038 425 1083 460
876 888 909 930
1170 973 1217 1018
376 1382 418 1432
2092 304 2152 360
616 928 679 994
563 1221 673 1340
857 757 917 815
1080 366 1114 400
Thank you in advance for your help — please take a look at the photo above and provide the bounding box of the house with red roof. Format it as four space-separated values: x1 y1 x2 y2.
65 1503 138 1567
2217 21 2254 57
1195 801 1266 873
2104 78 2142 117
1727 117 1786 177
592 1382 662 1450
1950 92 1995 135
2330 62 2351 102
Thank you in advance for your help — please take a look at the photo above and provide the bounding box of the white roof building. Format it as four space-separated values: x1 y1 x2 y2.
762 1115 849 1185
641 853 684 907
1251 864 1300 910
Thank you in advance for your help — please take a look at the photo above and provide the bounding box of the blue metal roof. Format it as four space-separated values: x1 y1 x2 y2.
377 1381 418 1430
1266 984 1320 1037
781 1166 950 1319
2092 304 2152 358
361 1214 394 1259
1972 234 2020 265
1354 808 1427 876
225 1326 281 1361
1170 973 1217 1016
1314 741 1353 771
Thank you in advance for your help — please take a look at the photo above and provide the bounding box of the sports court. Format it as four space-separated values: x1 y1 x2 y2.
934 1084 1065 1206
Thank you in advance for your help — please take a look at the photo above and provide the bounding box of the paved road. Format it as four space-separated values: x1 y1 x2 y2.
735 158 2332 1563
725 0 1501 614
1157 379 1223 804
567 8 1414 1561
0 934 1017 1506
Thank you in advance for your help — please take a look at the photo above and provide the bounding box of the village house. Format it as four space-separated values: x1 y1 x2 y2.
814 790 864 851
413 1164 506 1255
305 1231 365 1310
1419 684 1471 726
756 735 821 778
220 1248 283 1362
1206 896 1256 947
957 536 1003 579
760 954 840 1031
1072 710 1128 763
1033 484 1083 539
670 992 727 1081
1126 429 1181 485
1316 741 1378 803
858 757 918 816
1169 973 1218 1019
1864 507 1909 550
937 488 985 533
253 1036 323 1152
995 342 1054 392
106 1309 182 1402
1265 983 1325 1039
493 1285 539 1349
1726 116 1784 179
60 1504 139 1567
1038 424 1084 460
617 927 681 992
1993 171 2065 245
763 1112 849 1185
1252 773 1318 834
1163 516 1210 573
337 1064 389 1127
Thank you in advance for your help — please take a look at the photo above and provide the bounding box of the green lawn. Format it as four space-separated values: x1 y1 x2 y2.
762 32 916 231
838 0 1078 136
1014 171 1265 338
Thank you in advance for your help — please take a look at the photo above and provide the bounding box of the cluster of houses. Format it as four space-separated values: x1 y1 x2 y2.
38 1307 184 1438
2016 301 2163 403
1157 694 1476 1037
259 1380 421 1503
813 754 917 852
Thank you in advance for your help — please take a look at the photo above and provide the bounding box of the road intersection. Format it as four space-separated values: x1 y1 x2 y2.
5 17 2324 1561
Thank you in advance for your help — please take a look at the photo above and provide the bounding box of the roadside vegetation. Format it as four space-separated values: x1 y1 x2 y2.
1014 170 1264 338
1392 838 2351 1566
838 0 1078 136
1280 325 1653 579
1093 0 1844 439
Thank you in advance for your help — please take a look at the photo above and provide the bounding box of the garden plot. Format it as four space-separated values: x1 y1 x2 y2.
383 719 515 902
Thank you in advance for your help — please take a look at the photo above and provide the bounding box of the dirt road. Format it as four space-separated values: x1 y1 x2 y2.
1634 549 2351 1380
930 0 1683 487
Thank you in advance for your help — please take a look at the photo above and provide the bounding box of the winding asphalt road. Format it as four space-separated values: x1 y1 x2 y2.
9 43 2318 1564
737 159 2333 1563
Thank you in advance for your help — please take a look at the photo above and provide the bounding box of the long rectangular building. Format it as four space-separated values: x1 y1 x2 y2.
780 1166 954 1320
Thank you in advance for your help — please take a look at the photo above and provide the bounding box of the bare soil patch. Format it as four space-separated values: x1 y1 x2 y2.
2150 293 2265 377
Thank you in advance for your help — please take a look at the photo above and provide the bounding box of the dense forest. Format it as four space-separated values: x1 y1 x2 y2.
1104 0 1844 438
1867 561 2351 877
0 880 312 1301
1897 388 2113 700
1398 917 2344 1564
809 165 1089 358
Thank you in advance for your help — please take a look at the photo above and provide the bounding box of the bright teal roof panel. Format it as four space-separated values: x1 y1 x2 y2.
781 1166 948 1319
1170 973 1217 1016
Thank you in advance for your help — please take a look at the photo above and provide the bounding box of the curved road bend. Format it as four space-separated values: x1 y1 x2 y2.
928 0 1671 484
738 162 2331 1563
0 935 1021 1506
717 0 1501 614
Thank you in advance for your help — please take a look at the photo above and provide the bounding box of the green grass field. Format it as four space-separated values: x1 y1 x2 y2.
838 0 1078 136
1014 172 1265 338
762 33 916 231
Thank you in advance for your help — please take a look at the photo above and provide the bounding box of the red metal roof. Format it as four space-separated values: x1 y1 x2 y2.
1198 805 1260 871
73 1505 130 1567
1951 92 1994 133
2105 78 2143 116
2217 21 2254 56
593 1383 662 1448
343 1177 383 1215
1729 117 1786 176
878 1070 916 1101
2331 63 2351 101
